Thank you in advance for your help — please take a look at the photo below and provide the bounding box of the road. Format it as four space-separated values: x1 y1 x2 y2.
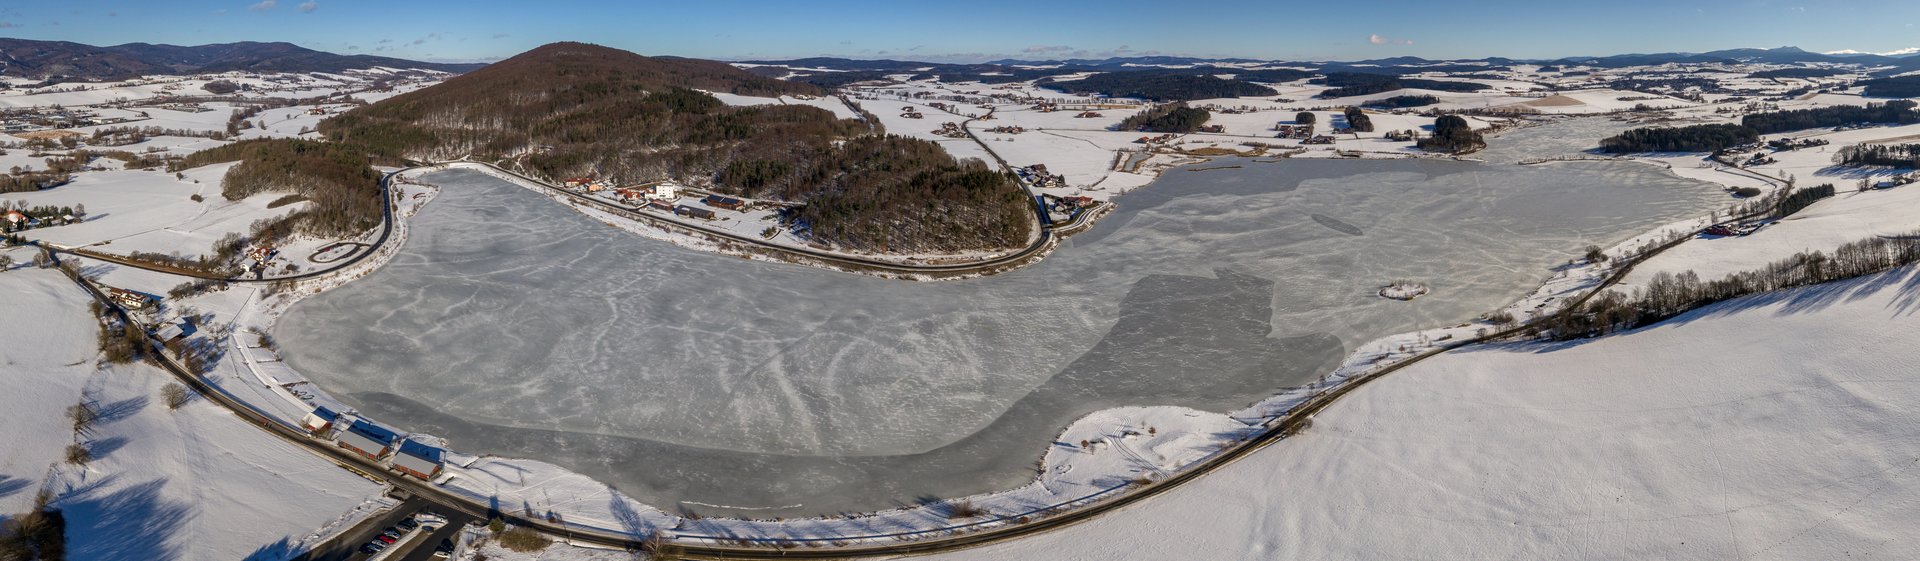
38 200 1725 559
464 161 1059 276
19 110 1746 558
291 496 436 561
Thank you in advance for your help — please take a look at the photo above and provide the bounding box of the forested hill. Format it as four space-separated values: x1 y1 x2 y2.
321 42 1033 254
0 38 483 79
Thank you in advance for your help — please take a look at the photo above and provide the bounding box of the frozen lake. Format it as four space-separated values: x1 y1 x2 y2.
279 147 1726 516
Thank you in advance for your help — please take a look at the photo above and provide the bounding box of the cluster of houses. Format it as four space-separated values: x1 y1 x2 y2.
0 107 136 133
984 125 1026 134
609 183 679 204
1198 104 1265 115
1074 111 1103 118
1039 193 1097 222
304 406 446 480
1197 124 1225 133
107 286 153 310
1303 135 1337 145
1018 164 1068 188
1033 101 1059 112
932 122 969 138
1133 133 1179 145
1274 123 1315 139
1704 222 1763 237
562 175 763 223
565 177 681 203
1766 137 1829 151
900 108 925 119
3 208 80 232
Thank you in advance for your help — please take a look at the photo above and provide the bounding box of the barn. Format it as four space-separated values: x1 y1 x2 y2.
301 405 340 433
393 440 445 479
336 419 398 460
701 195 746 211
675 205 717 220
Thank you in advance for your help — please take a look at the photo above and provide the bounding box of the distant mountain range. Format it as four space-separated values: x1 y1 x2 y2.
750 46 1920 80
0 38 487 79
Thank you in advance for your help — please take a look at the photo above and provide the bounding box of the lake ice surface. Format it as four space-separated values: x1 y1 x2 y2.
279 149 1726 516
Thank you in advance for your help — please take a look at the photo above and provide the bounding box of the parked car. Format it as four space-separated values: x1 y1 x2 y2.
398 518 419 531
377 535 398 544
359 543 382 554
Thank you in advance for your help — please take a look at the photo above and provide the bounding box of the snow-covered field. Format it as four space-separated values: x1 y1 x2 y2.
5 52 1920 559
0 261 387 561
921 263 1920 560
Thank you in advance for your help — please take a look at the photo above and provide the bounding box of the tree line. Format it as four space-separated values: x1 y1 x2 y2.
1741 100 1918 134
1416 115 1484 153
1545 233 1920 340
1314 72 1488 98
1836 143 1920 168
1599 124 1757 153
1342 106 1374 133
1861 76 1920 98
1040 70 1276 102
1364 94 1439 108
1116 103 1212 133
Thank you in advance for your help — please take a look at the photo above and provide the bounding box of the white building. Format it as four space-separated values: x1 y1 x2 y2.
648 182 679 200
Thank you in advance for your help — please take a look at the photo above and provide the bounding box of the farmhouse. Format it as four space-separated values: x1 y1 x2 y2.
335 419 398 460
648 182 679 200
702 195 746 211
302 405 340 433
392 440 445 479
108 287 151 310
675 205 717 220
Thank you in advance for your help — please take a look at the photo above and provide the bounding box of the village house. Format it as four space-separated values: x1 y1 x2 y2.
108 287 151 310
302 405 340 433
702 195 746 211
648 182 679 200
392 440 445 479
674 205 717 220
335 419 399 460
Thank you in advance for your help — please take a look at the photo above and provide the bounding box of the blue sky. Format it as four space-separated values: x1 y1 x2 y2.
1 0 1917 63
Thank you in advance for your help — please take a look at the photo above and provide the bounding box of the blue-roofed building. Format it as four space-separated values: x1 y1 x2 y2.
336 419 398 460
301 405 340 433
392 440 445 479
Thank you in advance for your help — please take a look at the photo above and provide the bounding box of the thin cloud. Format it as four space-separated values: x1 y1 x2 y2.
0 22 16 28
491 33 509 39
1023 45 1075 54
249 0 277 11
298 1 317 13
1368 33 1414 46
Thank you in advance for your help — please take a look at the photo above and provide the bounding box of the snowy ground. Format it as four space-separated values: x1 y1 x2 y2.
0 261 387 561
918 263 1920 560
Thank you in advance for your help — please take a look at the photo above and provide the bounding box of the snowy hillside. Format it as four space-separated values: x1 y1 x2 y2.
0 260 386 561
923 263 1920 560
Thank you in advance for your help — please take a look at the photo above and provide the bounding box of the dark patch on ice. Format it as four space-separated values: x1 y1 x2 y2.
1311 214 1364 236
